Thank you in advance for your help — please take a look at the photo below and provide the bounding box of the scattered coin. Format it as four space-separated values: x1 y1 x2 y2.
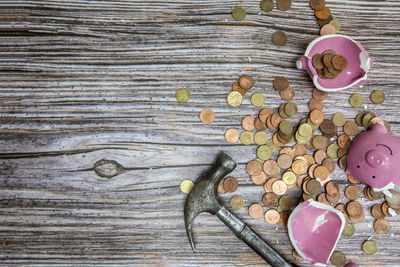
264 209 280 224
330 251 346 267
239 74 254 90
280 86 295 100
345 185 360 200
180 179 194 194
312 87 328 100
346 201 363 218
371 204 386 220
272 180 288 195
260 0 274 12
277 153 293 169
343 121 359 136
223 177 239 193
176 89 190 103
320 23 336 35
251 171 267 185
276 0 291 11
246 160 262 176
232 6 246 21
248 203 264 219
374 219 390 234
307 179 322 195
242 116 256 131
227 91 243 107
230 195 245 210
310 110 324 124
224 128 240 144
263 192 278 208
342 223 355 237
326 181 340 197
232 81 247 95
315 6 331 20
254 131 269 145
332 112 346 127
362 240 377 255
349 93 364 108
257 145 273 160
240 131 253 145
251 93 265 107
272 31 287 46
329 19 341 33
200 108 215 124
370 90 385 104
310 0 325 11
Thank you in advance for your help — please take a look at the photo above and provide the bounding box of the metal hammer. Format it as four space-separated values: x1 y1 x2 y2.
184 152 294 267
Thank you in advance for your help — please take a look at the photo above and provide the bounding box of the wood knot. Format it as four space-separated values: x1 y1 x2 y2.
93 159 124 178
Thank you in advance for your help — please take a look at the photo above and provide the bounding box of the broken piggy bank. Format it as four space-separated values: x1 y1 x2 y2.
347 123 400 193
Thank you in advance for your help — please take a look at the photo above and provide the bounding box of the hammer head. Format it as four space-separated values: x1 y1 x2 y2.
184 152 237 251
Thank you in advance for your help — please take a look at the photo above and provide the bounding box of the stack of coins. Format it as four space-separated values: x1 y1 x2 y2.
312 50 347 79
309 0 340 35
346 200 365 223
228 74 254 107
273 76 296 100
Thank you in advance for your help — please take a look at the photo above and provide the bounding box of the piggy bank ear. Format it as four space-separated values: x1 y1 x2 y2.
371 123 387 133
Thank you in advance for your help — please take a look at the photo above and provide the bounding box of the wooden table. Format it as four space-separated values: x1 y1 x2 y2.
0 0 399 266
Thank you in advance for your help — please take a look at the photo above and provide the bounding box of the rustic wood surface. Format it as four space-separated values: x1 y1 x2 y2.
0 0 399 266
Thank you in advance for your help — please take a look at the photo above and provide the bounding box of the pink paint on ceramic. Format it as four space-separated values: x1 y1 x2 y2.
288 199 345 265
343 263 359 267
347 123 400 192
296 34 372 92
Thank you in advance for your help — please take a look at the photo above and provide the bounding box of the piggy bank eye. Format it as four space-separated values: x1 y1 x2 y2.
372 176 376 179
357 165 360 168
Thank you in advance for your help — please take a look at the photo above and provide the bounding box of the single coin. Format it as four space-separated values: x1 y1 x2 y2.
227 91 243 107
307 179 322 195
251 171 267 185
330 251 346 267
284 102 298 117
355 112 365 126
246 160 262 176
239 74 254 90
315 6 331 20
349 93 364 108
310 0 325 10
280 147 295 158
326 181 340 197
264 209 280 224
370 90 385 104
345 185 360 200
308 98 324 111
309 110 324 124
223 177 239 193
343 121 359 136
381 202 392 217
200 108 215 124
260 0 274 12
254 131 268 145
338 134 351 149
312 87 328 100
322 158 336 173
280 86 295 100
242 116 255 131
240 131 253 145
254 117 267 131
259 108 273 122
348 174 360 184
312 54 324 69
276 0 291 11
277 153 293 169
263 192 278 208
362 240 377 255
332 55 347 70
332 112 346 127
320 119 337 135
279 195 293 211
230 195 245 210
282 171 297 185
312 135 328 150
304 154 315 165
262 161 278 177
272 180 288 195
249 203 264 219
232 81 247 95
342 223 355 237
335 203 345 213
279 120 293 136
293 143 307 156
180 179 194 194
232 6 246 21
314 165 329 181
338 155 347 170
251 93 265 107
272 30 287 46
322 52 335 68
176 89 190 103
327 143 340 159
329 19 341 33
257 145 272 160
346 201 363 218
371 204 386 220
224 128 240 144
298 123 313 137
362 112 376 128
292 160 308 175
320 24 336 35
273 76 289 91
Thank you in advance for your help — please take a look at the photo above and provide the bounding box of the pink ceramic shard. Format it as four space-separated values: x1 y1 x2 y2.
296 34 372 92
288 199 345 265
347 123 400 193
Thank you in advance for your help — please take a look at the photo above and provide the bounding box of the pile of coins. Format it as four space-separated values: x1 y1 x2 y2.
309 0 341 35
273 76 295 101
312 50 348 79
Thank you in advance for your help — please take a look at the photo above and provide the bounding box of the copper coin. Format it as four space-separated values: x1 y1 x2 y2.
302 177 311 194
272 180 288 195
254 117 267 131
317 192 330 205
297 174 307 188
314 165 329 180
318 15 333 27
337 147 348 159
320 24 336 36
251 171 267 185
272 132 285 147
370 188 384 199
335 203 345 213
320 119 337 135
232 81 247 95
309 110 324 124
346 201 363 218
265 177 279 192
330 251 346 267
322 157 336 172
280 147 295 159
272 30 287 46
248 203 264 219
241 116 255 131
332 55 348 70
277 153 293 169
277 211 290 227
263 192 278 208
310 0 325 10
374 219 390 234
223 177 238 193
200 108 215 124
239 74 254 90
326 191 340 205
292 160 308 175
338 134 351 149
292 249 304 262
293 143 307 156
246 160 262 176
273 76 289 91
271 113 283 128
308 98 324 111
259 108 273 122
343 121 359 136
304 154 315 165
307 179 322 195
218 180 226 194
371 204 386 220
315 6 331 20
326 181 340 197
350 210 365 223
280 86 295 100
348 174 360 184
308 163 318 178
312 54 324 69
264 209 280 224
338 155 347 170
344 185 361 200
322 52 335 68
224 128 240 144
382 202 392 217
312 87 328 101
312 135 328 150
276 0 291 11
263 160 279 176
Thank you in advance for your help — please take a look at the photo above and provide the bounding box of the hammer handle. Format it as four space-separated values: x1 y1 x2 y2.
217 206 294 267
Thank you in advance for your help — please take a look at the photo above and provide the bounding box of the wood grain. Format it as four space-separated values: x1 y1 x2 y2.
0 0 399 265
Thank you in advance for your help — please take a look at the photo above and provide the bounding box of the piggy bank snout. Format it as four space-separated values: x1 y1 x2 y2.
366 150 387 168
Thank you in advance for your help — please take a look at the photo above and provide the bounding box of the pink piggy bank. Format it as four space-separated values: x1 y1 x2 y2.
347 123 400 192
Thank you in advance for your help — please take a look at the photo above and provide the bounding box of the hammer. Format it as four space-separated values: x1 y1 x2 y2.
184 152 294 267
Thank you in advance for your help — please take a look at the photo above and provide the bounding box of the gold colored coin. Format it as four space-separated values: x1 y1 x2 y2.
362 240 377 255
284 102 298 117
227 91 243 107
370 90 385 104
292 160 308 175
329 19 341 33
251 93 265 107
254 131 269 145
330 251 346 267
349 93 364 108
180 179 194 194
257 145 272 160
230 195 245 210
240 131 253 145
264 209 280 224
232 6 246 21
199 108 215 124
176 89 190 103
332 112 346 127
260 0 274 12
272 30 287 46
342 223 355 237
298 123 312 137
327 143 340 159
272 180 288 195
282 171 297 185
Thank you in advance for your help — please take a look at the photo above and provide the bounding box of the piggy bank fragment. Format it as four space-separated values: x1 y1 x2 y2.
346 123 400 194
288 199 345 265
